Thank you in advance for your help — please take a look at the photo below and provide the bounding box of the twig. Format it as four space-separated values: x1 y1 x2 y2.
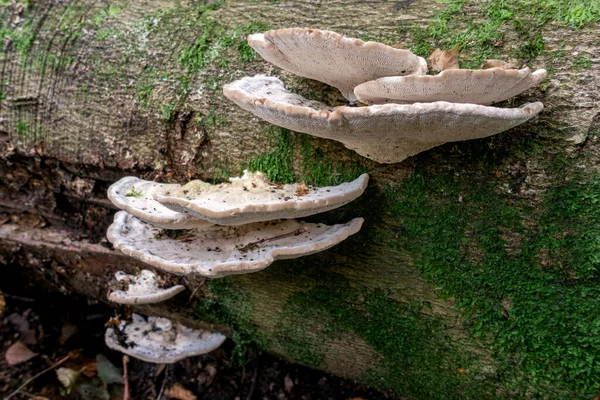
245 366 259 400
3 354 70 400
238 227 308 252
123 355 130 400
156 364 169 400
188 278 207 302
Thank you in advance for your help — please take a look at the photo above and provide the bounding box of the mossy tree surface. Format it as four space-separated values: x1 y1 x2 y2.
1 0 599 398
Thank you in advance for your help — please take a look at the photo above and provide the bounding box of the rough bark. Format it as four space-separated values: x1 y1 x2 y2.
1 0 599 398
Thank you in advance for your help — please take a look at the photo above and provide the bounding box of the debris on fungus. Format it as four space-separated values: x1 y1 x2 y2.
105 314 226 363
248 28 427 102
108 177 212 229
153 171 369 225
107 211 363 277
108 270 185 305
428 46 460 72
224 75 543 163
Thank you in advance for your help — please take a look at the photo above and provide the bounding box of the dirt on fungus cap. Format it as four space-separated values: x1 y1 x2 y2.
105 314 226 363
248 28 427 102
153 171 369 226
106 211 364 278
223 75 544 164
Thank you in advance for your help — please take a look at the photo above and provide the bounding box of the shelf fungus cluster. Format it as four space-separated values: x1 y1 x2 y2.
224 28 546 163
107 171 367 278
104 172 367 362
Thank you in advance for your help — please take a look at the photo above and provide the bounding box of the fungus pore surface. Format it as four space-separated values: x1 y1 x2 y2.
154 171 369 225
107 211 364 277
248 28 427 102
223 75 544 163
105 314 226 363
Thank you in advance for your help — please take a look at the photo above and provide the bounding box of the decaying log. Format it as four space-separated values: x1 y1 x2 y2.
1 0 599 398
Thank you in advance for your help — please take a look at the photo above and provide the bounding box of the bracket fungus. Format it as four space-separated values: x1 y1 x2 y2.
248 28 427 102
224 75 544 163
105 314 226 363
154 171 369 225
108 177 212 229
354 67 548 105
107 211 363 277
108 270 185 305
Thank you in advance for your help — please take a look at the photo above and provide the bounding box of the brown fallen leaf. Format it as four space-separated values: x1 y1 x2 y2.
165 383 197 400
0 289 5 322
429 45 460 72
81 358 98 378
5 341 38 365
284 374 294 393
482 59 519 69
295 182 309 196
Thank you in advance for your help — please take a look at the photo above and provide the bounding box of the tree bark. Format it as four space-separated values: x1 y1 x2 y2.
1 0 599 398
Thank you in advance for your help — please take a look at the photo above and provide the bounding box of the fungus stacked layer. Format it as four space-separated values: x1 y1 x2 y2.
104 172 368 362
224 28 546 163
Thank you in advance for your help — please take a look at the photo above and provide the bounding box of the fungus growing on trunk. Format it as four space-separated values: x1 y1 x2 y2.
353 67 548 105
153 171 369 225
105 314 226 363
223 75 544 163
108 177 212 229
107 211 363 277
248 28 427 102
108 270 185 305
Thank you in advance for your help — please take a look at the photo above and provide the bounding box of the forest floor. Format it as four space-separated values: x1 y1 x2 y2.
0 285 400 400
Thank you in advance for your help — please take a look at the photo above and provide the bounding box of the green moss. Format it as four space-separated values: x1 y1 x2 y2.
245 127 296 183
160 103 176 122
244 127 367 186
572 55 593 69
408 0 600 70
197 278 267 364
273 265 496 398
15 120 31 137
383 158 600 397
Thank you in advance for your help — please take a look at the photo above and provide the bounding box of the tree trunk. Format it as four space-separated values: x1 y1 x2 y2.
1 0 599 398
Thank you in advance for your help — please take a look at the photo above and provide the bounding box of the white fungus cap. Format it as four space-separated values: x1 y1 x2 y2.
354 67 548 105
223 75 544 163
153 171 369 226
107 211 363 278
105 314 226 363
108 177 213 229
248 28 427 102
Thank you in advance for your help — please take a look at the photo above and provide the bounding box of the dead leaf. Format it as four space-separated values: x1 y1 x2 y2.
6 310 37 345
295 182 309 196
5 341 38 365
284 374 294 393
0 289 5 322
82 358 98 378
104 316 121 327
56 367 81 393
59 321 78 345
482 59 518 70
204 364 217 386
96 354 124 385
165 383 197 400
429 45 460 72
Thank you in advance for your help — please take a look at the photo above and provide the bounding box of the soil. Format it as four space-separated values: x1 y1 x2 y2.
0 268 401 400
